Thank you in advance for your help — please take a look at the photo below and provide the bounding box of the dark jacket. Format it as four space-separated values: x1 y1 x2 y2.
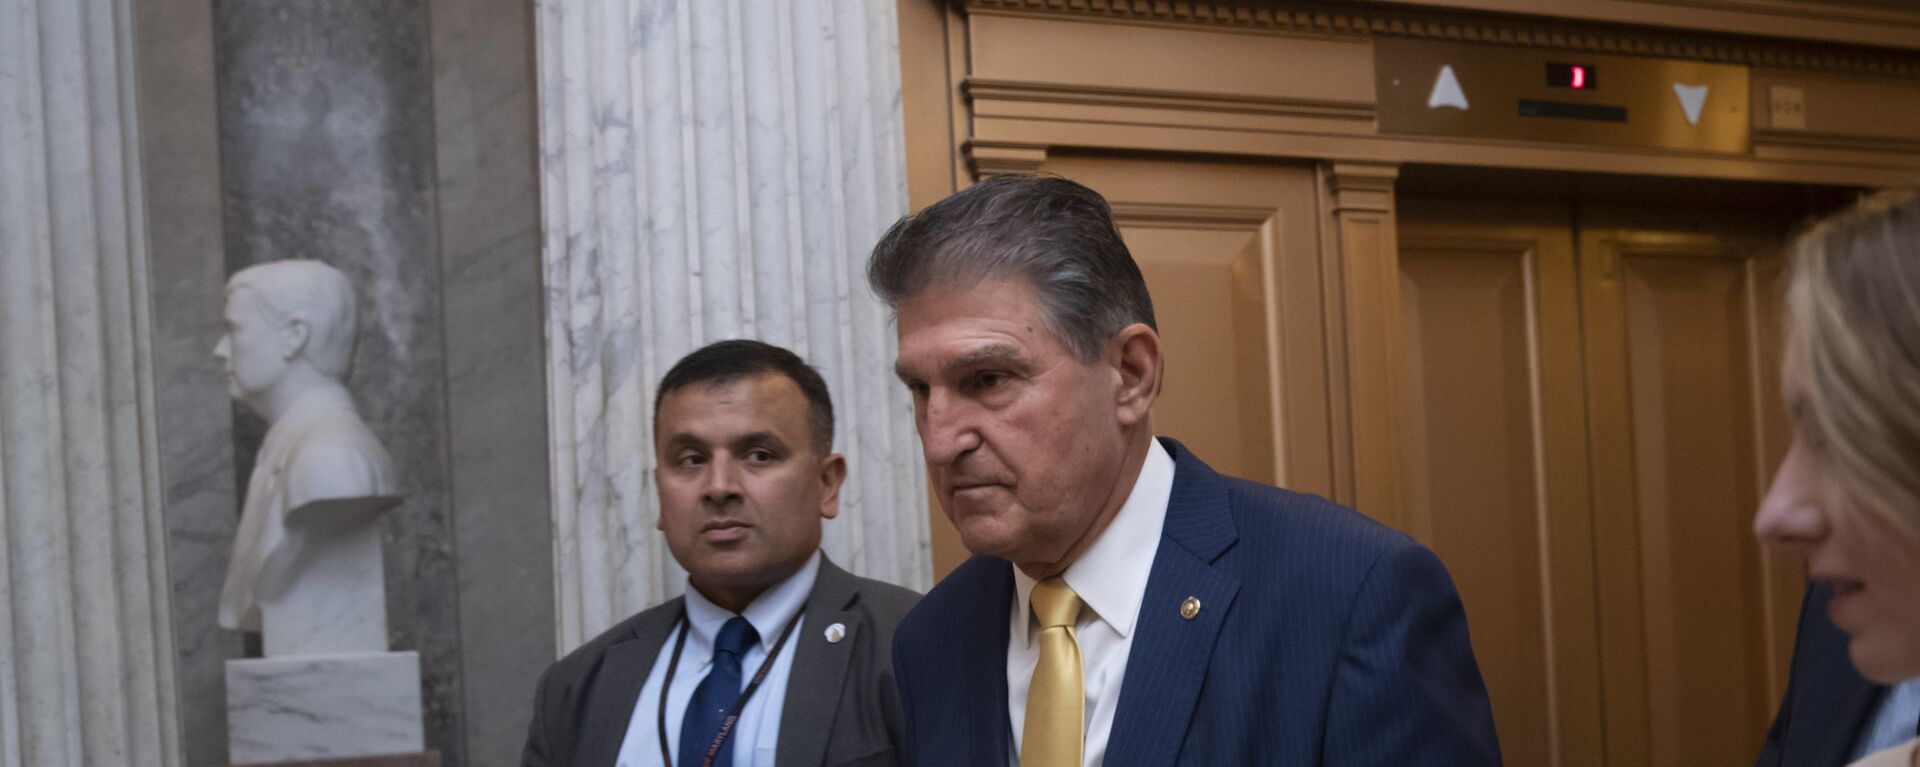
524 553 919 767
890 438 1501 766
1756 583 1883 767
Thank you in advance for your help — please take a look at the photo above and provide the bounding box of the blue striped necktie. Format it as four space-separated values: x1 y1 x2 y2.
679 616 757 767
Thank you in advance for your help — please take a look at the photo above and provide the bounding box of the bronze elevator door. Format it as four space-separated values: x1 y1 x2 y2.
1398 199 1804 767
989 153 1807 767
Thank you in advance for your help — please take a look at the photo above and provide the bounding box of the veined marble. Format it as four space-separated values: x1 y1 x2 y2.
534 0 930 649
226 652 426 764
424 0 557 763
0 0 183 763
134 0 244 755
213 1 465 761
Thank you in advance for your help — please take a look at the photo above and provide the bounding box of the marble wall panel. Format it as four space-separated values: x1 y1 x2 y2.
135 0 244 763
213 1 463 762
426 0 558 763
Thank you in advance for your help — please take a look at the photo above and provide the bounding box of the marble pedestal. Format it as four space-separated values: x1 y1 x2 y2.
228 651 425 764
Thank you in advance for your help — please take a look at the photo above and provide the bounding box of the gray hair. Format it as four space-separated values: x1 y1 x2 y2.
227 259 359 379
865 174 1156 361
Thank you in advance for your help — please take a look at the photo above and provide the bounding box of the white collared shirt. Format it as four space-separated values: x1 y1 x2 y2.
1007 439 1175 766
615 551 820 767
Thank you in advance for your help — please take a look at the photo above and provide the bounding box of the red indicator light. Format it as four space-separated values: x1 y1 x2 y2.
1547 62 1596 89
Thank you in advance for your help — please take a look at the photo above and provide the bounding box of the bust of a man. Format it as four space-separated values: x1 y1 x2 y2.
215 259 397 657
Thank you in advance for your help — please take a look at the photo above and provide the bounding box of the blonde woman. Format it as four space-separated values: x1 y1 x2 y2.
1756 188 1920 767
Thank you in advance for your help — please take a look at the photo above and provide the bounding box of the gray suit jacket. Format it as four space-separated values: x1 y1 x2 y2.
523 554 919 767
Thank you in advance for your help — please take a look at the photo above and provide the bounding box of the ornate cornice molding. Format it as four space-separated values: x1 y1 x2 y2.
961 0 1920 80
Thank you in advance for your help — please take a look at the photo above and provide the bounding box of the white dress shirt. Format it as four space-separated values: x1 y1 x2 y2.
1852 676 1920 761
616 551 819 767
1007 439 1175 767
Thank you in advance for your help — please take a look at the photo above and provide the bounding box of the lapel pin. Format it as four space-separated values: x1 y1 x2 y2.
1180 597 1201 620
824 622 847 643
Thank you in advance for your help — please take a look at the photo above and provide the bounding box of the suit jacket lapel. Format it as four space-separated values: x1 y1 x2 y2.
1106 439 1241 766
776 555 860 767
966 561 1016 765
579 599 683 767
1805 681 1882 765
1786 583 1884 766
1795 653 1882 765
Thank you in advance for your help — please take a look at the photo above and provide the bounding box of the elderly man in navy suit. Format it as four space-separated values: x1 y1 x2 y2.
868 174 1501 766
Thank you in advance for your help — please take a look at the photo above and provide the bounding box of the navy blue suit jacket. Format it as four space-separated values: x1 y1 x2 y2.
891 439 1501 766
1755 583 1883 767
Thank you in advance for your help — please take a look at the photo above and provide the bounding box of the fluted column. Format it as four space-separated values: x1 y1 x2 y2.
0 0 183 764
536 0 928 648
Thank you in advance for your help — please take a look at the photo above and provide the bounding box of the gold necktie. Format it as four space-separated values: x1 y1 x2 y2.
1022 577 1084 767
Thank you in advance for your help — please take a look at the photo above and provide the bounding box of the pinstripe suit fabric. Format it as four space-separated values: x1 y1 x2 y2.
891 438 1502 766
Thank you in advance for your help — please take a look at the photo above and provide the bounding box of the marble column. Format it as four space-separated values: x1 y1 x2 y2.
536 0 930 648
0 0 183 764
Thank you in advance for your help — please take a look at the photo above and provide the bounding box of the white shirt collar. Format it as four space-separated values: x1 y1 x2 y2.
1013 439 1175 648
683 550 821 655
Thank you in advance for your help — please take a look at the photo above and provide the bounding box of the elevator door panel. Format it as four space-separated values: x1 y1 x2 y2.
1399 201 1801 767
1398 204 1604 767
1580 220 1800 767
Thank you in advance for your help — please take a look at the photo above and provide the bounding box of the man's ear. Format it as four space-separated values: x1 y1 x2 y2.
818 452 847 521
279 318 311 361
1110 323 1162 427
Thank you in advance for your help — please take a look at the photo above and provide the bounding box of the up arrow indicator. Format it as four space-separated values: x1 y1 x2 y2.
1428 65 1469 110
1674 83 1709 126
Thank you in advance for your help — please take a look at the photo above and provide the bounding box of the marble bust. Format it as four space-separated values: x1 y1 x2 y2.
214 259 399 657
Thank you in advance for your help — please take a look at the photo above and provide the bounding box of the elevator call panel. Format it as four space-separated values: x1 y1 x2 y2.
1376 38 1751 154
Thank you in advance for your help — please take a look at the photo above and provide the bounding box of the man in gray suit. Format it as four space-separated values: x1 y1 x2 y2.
524 339 919 767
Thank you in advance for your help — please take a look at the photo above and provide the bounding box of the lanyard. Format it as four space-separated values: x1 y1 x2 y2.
656 607 805 767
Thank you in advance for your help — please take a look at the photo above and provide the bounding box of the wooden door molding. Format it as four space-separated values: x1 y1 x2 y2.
965 139 1049 177
1321 161 1407 526
1041 154 1336 497
1108 202 1279 229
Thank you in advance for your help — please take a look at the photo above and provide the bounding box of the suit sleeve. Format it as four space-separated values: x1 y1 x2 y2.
881 657 913 766
891 627 919 763
1755 584 1821 767
521 662 555 767
1325 540 1503 766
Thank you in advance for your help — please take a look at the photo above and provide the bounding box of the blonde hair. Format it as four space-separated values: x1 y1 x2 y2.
1785 187 1920 536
